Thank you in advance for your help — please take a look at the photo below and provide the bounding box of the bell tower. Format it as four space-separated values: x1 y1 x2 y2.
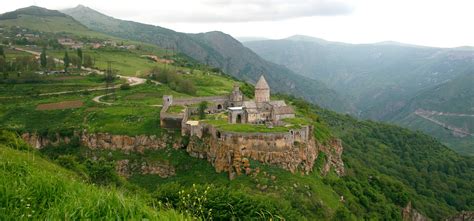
255 75 270 103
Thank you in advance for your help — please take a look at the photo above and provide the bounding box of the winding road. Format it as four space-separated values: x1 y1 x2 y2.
414 109 473 137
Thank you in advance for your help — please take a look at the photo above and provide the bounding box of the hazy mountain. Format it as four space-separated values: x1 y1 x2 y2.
63 5 352 113
389 73 474 155
244 36 474 154
245 35 474 117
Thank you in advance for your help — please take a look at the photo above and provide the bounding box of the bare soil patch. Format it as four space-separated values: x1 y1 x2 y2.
36 100 84 110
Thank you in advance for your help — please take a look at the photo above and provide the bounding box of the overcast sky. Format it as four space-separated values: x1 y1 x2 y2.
2 0 474 48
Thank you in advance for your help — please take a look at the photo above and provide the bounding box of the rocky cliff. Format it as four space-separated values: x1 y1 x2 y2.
116 159 176 178
186 134 344 179
444 211 474 221
21 130 344 179
21 131 182 152
402 202 431 221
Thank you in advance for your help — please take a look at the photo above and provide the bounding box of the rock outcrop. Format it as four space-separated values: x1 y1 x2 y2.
402 202 431 221
320 139 345 176
444 211 474 221
21 130 344 180
187 133 344 179
21 131 181 152
116 159 176 178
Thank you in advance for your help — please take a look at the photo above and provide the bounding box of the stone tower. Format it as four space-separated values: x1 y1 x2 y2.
255 75 270 103
229 84 243 106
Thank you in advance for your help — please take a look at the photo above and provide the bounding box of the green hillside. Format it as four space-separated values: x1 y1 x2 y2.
0 6 473 220
314 104 474 219
0 6 103 37
62 5 353 113
0 131 187 220
389 73 474 155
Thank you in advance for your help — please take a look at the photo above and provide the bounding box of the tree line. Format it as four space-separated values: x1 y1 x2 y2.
148 66 196 95
0 46 96 79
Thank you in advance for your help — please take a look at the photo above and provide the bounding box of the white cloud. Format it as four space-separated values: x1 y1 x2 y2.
160 0 355 22
1 0 474 47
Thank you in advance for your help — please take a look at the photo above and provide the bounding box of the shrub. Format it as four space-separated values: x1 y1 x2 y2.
149 66 196 95
0 130 31 151
198 101 208 119
85 158 122 186
120 83 131 90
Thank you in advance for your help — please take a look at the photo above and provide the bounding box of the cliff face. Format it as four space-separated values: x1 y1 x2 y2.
186 134 344 179
21 132 182 152
21 131 344 179
320 139 345 176
116 159 176 178
444 211 474 221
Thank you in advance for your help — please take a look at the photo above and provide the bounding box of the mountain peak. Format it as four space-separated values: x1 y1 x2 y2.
0 5 67 20
285 35 329 44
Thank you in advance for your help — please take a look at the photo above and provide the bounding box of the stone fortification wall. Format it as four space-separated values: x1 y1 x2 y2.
185 124 332 179
161 95 229 129
173 95 228 106
160 98 185 128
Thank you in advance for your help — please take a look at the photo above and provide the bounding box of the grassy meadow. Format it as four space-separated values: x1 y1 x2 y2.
0 131 189 220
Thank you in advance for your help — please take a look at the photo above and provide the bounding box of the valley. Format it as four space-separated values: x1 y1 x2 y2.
0 5 473 221
244 36 474 155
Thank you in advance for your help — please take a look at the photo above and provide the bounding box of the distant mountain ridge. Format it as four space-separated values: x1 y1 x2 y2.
245 35 474 155
389 72 474 155
245 35 474 117
1 6 474 219
0 6 67 20
62 5 352 113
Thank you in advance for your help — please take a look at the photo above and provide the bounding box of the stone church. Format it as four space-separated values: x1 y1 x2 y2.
228 75 295 124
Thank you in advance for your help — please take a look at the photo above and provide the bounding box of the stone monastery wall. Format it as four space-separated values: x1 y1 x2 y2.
172 95 228 106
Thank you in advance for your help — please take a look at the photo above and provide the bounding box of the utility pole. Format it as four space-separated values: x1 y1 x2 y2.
105 61 116 101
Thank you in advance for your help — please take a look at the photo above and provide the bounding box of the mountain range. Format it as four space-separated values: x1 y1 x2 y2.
244 35 474 155
62 5 352 113
1 5 473 220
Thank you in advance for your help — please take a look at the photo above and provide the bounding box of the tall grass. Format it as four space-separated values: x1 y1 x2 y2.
0 131 189 220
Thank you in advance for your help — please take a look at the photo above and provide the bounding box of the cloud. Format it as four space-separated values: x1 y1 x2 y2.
125 0 355 23
0 0 354 24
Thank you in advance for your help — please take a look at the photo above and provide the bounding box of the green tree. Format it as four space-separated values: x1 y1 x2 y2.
198 101 208 119
70 55 80 68
46 56 56 69
63 51 70 72
40 48 47 69
0 57 5 74
0 46 5 59
83 54 94 68
76 48 83 68
120 83 130 90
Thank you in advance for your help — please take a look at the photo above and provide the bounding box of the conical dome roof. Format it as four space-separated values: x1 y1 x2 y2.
255 75 269 89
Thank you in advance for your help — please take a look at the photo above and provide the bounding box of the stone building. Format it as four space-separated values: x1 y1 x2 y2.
228 75 295 124
160 75 295 128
